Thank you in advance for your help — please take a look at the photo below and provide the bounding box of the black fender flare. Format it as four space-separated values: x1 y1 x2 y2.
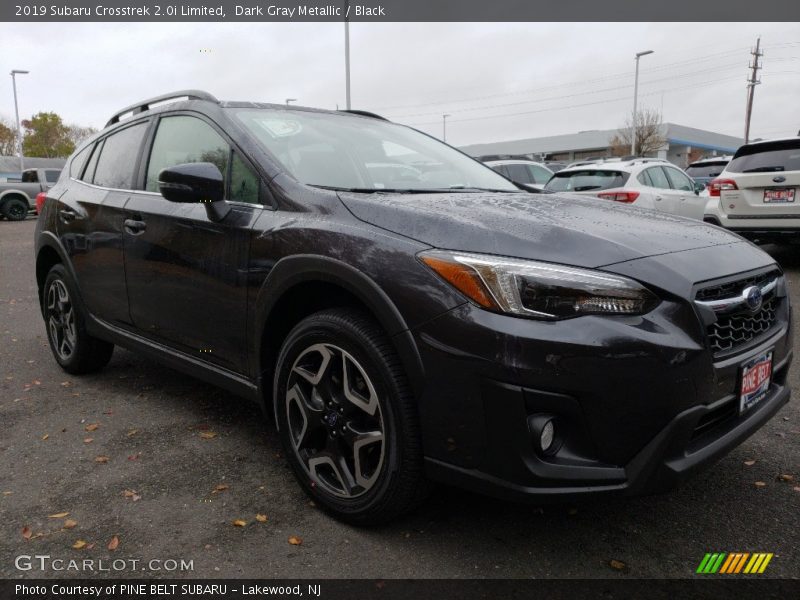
35 231 86 315
252 254 425 417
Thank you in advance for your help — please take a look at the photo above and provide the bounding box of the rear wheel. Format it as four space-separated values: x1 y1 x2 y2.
43 264 114 374
274 308 427 525
1 197 29 221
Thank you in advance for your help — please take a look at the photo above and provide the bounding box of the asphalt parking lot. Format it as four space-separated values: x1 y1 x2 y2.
1 217 798 579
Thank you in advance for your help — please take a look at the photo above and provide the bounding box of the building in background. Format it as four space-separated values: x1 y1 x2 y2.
0 156 66 180
461 123 743 167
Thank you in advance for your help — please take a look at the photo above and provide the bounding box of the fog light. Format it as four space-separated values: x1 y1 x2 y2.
527 414 561 456
540 419 555 452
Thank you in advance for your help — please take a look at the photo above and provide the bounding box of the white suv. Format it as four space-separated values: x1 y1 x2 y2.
703 137 800 243
543 158 706 220
484 159 554 191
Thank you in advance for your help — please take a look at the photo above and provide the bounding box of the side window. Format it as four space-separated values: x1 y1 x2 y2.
82 141 103 183
665 167 694 192
45 170 60 183
92 122 148 189
230 153 260 204
146 116 230 193
527 164 551 184
69 146 92 178
491 165 509 178
645 167 671 190
22 170 39 183
505 164 533 184
637 170 653 186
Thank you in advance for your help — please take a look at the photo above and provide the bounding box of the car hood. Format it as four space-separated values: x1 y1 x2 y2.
338 191 745 268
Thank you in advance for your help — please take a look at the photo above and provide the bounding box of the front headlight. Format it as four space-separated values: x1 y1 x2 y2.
419 250 659 320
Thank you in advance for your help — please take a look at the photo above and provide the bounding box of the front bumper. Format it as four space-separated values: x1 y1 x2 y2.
413 291 792 502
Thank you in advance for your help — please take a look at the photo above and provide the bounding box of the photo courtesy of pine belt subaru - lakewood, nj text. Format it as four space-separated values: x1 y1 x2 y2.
34 91 792 524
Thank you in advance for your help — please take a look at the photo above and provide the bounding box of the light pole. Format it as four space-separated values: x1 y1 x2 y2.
344 0 351 110
631 50 653 156
443 114 451 142
10 69 29 172
285 98 297 105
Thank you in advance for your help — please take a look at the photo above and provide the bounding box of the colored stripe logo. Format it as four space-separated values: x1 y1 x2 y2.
696 552 774 574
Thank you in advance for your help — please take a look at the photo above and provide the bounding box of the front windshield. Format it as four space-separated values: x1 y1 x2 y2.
232 108 519 192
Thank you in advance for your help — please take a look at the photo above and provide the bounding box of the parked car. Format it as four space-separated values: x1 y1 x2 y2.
544 158 707 220
703 138 800 244
36 90 791 524
0 167 62 220
685 156 732 188
544 161 568 173
484 159 553 191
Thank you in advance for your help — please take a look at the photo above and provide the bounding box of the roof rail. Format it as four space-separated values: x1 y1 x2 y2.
338 109 388 121
105 90 219 127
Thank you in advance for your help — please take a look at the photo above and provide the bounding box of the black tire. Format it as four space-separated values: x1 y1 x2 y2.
274 308 428 525
1 197 29 221
43 264 114 374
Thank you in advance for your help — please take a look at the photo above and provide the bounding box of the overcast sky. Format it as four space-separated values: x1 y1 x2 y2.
0 22 798 147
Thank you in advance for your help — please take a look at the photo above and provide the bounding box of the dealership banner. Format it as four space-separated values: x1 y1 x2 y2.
2 0 799 22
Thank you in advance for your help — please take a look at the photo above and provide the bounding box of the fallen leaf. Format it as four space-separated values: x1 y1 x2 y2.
778 474 794 482
793 486 800 493
85 423 99 432
3 491 12 496
63 519 77 529
255 514 268 523
288 535 303 545
754 481 767 488
33 380 41 385
199 431 217 439
108 535 119 551
122 489 137 498
41 434 49 441
232 519 247 527
22 527 32 540
127 429 138 437
609 559 628 571
83 438 93 444
60 381 71 387
72 539 87 549
48 512 70 519
212 484 229 493
127 454 141 461
744 459 756 466
86 543 95 550
95 456 110 463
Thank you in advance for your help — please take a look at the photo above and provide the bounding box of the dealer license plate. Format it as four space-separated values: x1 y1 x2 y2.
740 351 773 414
763 188 795 203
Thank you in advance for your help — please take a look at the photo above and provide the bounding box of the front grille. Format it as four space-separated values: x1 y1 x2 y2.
708 298 778 354
696 269 782 357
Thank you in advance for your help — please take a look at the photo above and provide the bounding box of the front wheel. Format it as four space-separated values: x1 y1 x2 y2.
1 197 29 221
274 308 427 525
43 264 114 374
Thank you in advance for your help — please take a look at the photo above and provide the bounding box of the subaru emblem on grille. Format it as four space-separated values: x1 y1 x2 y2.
742 285 763 312
772 175 786 183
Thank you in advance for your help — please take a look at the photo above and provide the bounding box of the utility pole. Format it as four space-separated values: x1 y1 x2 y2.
631 50 654 156
744 37 763 144
10 69 29 172
344 0 351 110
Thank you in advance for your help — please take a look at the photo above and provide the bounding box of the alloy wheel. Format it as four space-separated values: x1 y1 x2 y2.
46 279 77 360
285 343 385 498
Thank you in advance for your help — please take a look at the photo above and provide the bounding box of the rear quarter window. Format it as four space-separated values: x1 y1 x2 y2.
727 140 800 173
544 170 629 192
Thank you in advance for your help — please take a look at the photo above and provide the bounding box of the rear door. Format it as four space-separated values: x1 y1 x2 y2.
664 166 704 220
638 166 680 214
723 139 800 218
55 121 149 327
122 113 262 375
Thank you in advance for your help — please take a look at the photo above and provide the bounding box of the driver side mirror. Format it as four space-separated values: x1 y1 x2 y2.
694 181 705 195
158 162 231 222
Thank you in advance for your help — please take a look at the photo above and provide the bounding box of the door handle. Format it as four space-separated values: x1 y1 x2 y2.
655 196 663 201
58 208 80 222
123 219 147 235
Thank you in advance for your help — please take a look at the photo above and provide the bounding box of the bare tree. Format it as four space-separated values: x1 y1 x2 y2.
67 124 98 147
609 108 667 157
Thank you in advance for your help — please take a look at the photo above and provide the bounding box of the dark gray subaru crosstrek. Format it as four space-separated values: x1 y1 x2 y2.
35 91 792 524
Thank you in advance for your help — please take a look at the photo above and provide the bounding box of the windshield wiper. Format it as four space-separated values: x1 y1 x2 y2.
447 185 522 193
742 166 785 173
310 185 517 194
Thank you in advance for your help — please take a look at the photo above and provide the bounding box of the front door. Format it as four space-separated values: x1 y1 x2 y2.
122 114 263 375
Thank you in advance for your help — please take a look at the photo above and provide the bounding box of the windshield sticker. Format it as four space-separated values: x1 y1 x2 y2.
255 118 303 138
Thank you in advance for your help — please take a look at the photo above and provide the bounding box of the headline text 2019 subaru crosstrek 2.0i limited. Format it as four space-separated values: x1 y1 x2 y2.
35 91 792 524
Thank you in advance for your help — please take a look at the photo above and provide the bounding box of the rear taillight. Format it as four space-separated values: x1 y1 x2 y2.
707 178 738 197
35 192 47 214
597 191 640 203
